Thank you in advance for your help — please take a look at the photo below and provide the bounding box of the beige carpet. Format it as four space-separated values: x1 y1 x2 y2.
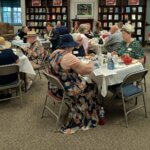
0 47 150 150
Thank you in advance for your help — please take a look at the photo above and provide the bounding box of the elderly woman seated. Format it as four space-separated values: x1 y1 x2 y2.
112 23 144 63
48 34 101 134
72 33 85 57
24 31 45 69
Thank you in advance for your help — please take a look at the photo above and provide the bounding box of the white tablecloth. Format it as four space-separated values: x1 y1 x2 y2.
91 62 144 97
12 40 30 49
18 55 36 75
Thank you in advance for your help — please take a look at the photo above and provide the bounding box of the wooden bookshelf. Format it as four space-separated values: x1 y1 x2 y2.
98 0 147 42
25 0 70 35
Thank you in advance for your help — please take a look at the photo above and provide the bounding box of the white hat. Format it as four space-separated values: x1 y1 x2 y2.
122 23 135 33
0 37 11 50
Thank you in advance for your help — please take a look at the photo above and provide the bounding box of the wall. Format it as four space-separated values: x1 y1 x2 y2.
70 0 98 31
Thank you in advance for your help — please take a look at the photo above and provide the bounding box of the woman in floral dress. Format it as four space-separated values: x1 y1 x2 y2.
48 34 101 134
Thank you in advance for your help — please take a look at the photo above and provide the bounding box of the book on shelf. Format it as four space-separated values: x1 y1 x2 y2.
126 7 130 13
43 22 47 26
26 8 29 13
63 15 67 20
109 7 113 13
132 7 136 13
56 7 61 13
137 29 141 35
103 15 107 20
32 0 41 6
52 8 56 13
43 8 46 13
38 22 43 27
35 15 39 20
35 29 39 33
109 22 113 27
103 22 108 27
47 15 51 20
124 14 129 20
138 6 143 13
103 7 107 13
99 7 101 13
42 15 46 20
57 15 61 20
115 7 119 13
132 14 136 20
137 15 142 20
52 14 56 20
114 14 119 20
30 8 34 13
38 8 43 13
39 15 43 20
53 0 62 6
108 15 112 20
62 7 66 13
26 15 29 20
35 8 39 13
30 15 34 20
34 22 38 26
138 37 142 41
137 22 142 27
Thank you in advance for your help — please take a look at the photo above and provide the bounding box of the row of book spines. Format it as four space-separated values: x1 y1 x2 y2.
26 7 67 13
99 6 143 13
26 15 67 20
27 21 67 27
99 14 143 21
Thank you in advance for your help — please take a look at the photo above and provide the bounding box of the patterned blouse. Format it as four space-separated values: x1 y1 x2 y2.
27 40 45 64
117 40 144 59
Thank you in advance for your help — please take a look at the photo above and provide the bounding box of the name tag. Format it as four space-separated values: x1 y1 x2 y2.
73 51 79 54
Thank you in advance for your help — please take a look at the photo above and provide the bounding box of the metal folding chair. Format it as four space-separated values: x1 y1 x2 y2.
110 69 148 127
0 64 22 106
41 71 71 130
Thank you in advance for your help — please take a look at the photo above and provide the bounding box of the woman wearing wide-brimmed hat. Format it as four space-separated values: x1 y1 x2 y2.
112 23 144 63
48 34 101 134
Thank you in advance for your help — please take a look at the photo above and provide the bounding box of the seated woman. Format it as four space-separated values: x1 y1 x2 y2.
0 37 18 98
112 23 144 63
48 34 101 134
25 31 45 69
17 26 29 42
85 23 94 39
72 33 85 57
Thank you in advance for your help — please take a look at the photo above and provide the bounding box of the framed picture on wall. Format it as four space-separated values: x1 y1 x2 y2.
53 0 62 6
128 0 139 5
32 0 41 6
106 0 116 6
76 3 93 18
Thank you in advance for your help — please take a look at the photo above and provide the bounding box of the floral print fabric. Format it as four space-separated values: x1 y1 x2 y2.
48 50 101 131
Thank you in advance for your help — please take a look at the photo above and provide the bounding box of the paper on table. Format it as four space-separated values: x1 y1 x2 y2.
93 68 117 76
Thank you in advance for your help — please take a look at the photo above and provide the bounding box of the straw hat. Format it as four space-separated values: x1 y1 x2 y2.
27 31 37 37
121 23 135 33
0 37 11 50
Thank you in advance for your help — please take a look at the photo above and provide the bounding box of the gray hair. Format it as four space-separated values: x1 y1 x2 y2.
78 24 88 34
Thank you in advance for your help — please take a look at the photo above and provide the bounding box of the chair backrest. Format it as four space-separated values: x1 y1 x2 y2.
0 64 19 76
43 71 65 91
121 69 148 86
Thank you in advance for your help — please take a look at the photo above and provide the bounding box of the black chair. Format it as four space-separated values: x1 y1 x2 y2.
110 69 148 127
0 64 22 106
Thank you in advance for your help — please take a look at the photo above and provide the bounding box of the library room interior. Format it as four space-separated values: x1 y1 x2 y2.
1 0 150 149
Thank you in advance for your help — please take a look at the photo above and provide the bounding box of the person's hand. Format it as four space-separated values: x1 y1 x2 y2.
111 51 117 56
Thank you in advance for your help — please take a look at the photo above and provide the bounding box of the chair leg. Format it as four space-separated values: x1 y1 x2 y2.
19 85 22 107
144 77 147 92
142 94 148 118
135 97 138 105
122 98 128 128
41 95 48 118
56 97 65 130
